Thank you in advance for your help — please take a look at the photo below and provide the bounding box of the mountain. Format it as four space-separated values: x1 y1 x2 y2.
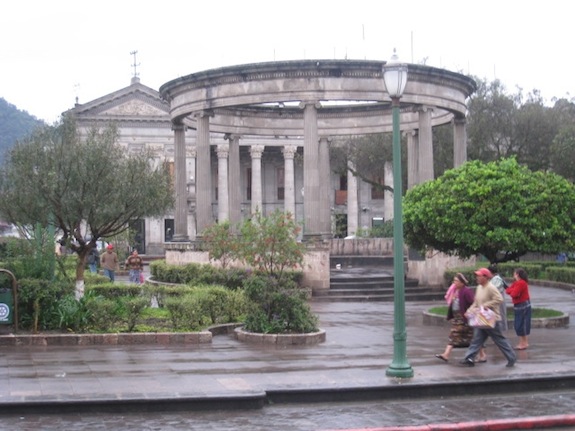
0 98 46 164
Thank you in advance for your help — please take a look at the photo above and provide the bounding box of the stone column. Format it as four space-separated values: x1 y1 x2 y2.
318 136 331 238
227 134 242 226
172 122 189 242
282 144 298 217
300 101 321 238
186 147 197 240
250 145 264 214
383 161 393 222
406 130 419 189
347 161 359 237
195 111 213 237
453 117 468 167
216 144 229 222
418 106 434 183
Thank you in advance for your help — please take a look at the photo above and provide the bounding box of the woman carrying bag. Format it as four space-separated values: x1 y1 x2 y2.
435 273 483 362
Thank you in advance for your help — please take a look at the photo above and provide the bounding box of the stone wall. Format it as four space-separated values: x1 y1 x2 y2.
330 238 394 256
408 251 476 288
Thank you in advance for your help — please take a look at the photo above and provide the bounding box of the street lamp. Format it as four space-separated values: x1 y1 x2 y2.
383 49 413 378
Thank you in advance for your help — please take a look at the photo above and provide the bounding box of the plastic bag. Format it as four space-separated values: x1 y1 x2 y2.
465 306 496 328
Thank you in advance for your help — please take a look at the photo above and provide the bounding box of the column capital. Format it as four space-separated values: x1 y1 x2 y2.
298 100 322 109
249 144 265 158
416 105 434 114
193 110 214 119
216 144 230 158
281 144 298 159
186 147 197 158
172 123 187 132
224 133 241 142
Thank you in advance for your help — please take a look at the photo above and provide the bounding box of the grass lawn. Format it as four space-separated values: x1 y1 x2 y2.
428 306 563 319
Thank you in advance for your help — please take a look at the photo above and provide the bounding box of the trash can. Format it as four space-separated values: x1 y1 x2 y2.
0 286 13 324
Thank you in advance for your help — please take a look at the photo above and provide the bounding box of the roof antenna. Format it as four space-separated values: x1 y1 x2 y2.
130 50 140 84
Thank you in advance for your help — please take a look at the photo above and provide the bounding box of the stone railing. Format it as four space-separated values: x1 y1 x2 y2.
330 238 394 256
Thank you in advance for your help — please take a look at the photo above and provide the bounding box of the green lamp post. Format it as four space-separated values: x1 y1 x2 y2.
384 49 414 378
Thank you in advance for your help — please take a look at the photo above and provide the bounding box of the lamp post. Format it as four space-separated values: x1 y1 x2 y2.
383 50 413 378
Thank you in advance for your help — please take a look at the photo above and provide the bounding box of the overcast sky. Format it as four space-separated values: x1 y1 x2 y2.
1 0 572 123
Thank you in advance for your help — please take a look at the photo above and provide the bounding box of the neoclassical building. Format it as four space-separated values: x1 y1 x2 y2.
71 60 475 262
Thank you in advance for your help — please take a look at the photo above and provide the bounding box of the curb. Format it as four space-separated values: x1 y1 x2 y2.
323 414 575 430
2 373 574 415
422 310 570 329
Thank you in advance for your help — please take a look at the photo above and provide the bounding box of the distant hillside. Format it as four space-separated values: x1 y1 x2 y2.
0 98 45 164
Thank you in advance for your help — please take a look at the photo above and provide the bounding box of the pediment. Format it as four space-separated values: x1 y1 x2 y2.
102 99 168 117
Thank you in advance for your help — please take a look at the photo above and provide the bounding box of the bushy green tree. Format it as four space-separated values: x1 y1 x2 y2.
236 209 305 281
201 210 317 334
201 221 237 268
403 158 575 263
0 115 174 298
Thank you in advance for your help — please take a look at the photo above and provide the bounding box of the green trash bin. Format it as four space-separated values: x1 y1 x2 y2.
0 287 13 324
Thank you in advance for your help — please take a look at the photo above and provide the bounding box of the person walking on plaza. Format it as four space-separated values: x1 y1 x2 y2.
87 246 99 274
460 268 516 368
100 244 118 282
488 264 508 331
435 273 478 362
125 249 144 284
506 267 532 350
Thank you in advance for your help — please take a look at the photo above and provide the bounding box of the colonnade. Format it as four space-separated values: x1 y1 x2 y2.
170 104 469 242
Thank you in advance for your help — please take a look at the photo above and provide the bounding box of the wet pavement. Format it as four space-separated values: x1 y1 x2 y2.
0 283 574 430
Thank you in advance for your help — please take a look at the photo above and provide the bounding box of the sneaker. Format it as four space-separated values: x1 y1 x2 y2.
460 358 475 367
506 359 516 368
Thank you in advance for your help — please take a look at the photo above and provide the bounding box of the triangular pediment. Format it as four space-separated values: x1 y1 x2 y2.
102 99 168 117
71 81 169 119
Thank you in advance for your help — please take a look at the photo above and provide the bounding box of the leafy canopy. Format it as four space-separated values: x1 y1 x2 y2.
0 115 174 284
403 158 575 263
202 209 305 281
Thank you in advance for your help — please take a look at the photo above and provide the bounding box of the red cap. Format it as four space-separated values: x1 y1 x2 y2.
474 268 492 278
107 244 113 250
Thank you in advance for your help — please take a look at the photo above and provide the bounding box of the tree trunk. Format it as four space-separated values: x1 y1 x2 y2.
75 253 87 300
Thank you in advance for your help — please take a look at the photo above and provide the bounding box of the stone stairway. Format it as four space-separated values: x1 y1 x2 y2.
312 255 444 302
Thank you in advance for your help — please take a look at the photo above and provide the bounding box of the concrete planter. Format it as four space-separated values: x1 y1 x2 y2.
422 310 569 329
234 327 326 345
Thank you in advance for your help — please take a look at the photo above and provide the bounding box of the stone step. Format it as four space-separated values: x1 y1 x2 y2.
320 286 436 297
312 292 445 302
329 279 419 289
330 255 395 267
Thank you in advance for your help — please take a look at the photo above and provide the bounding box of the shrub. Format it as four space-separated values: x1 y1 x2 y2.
117 296 150 332
84 296 123 332
242 274 318 334
16 278 74 331
88 283 143 299
164 294 204 331
54 291 96 332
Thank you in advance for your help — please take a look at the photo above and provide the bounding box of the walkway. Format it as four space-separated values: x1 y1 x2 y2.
0 284 573 429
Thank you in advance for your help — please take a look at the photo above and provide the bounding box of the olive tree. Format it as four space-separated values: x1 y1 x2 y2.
403 158 575 263
0 115 174 298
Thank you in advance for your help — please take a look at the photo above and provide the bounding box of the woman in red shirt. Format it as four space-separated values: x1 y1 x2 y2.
505 268 531 350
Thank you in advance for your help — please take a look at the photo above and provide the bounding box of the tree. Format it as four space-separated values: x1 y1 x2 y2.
237 209 304 282
0 115 174 298
403 158 575 264
550 125 575 182
330 133 400 194
467 78 517 162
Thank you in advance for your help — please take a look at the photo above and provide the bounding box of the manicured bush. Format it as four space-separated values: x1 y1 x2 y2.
242 274 318 334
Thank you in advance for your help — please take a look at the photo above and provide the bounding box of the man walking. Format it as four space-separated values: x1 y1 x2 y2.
125 249 144 284
100 244 118 282
460 267 517 368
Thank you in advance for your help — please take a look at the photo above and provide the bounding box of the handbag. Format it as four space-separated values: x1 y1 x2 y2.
465 306 496 329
